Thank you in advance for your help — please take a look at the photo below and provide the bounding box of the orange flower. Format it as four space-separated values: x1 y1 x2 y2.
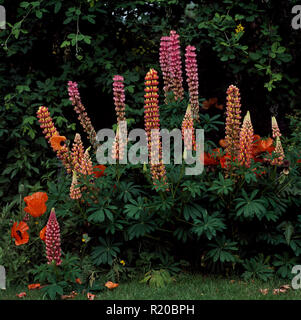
40 226 46 242
16 292 27 298
104 281 119 290
220 154 236 169
28 283 41 290
93 165 106 178
75 278 82 284
11 221 29 246
50 135 67 151
219 139 227 148
24 192 48 218
203 149 221 165
87 292 96 300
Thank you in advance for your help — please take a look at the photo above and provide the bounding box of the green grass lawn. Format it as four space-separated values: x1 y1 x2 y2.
1 273 300 300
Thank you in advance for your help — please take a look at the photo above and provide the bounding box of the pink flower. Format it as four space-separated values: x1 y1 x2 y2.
70 171 82 200
181 105 196 151
185 45 199 120
45 208 62 266
168 30 184 102
159 36 172 103
71 133 85 173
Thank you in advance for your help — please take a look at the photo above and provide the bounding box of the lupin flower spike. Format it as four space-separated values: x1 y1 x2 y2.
159 36 172 103
67 81 97 148
238 111 254 168
144 68 168 191
181 105 196 151
45 208 62 266
71 133 85 173
112 75 127 161
224 85 242 158
185 45 199 120
169 30 184 101
81 147 93 176
70 170 82 200
271 136 285 166
271 116 282 138
37 106 72 173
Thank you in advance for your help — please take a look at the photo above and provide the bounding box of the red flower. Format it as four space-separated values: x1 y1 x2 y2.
40 226 46 242
11 221 29 246
28 283 41 290
16 292 27 298
93 165 106 178
24 192 48 218
203 150 220 165
220 154 236 169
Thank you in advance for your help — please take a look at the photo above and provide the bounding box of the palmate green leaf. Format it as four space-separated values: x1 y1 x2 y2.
117 181 143 203
235 189 267 218
91 237 121 266
127 220 156 240
207 235 238 263
183 203 205 221
190 210 226 240
124 197 145 219
209 173 233 196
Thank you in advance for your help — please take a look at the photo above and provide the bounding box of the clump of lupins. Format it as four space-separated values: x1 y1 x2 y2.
67 81 97 149
36 106 72 173
144 68 168 191
112 75 127 161
185 45 199 120
238 111 254 168
169 30 184 102
224 85 242 158
45 208 62 266
181 104 196 151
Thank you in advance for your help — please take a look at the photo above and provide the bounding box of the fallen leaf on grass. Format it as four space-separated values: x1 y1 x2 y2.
16 292 27 298
259 288 269 295
61 291 78 300
273 289 280 295
280 284 290 291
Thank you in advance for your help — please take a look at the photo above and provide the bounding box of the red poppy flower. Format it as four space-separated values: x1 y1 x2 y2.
24 192 48 218
40 226 46 242
50 135 67 151
93 165 106 178
75 278 82 285
220 154 236 169
11 221 29 246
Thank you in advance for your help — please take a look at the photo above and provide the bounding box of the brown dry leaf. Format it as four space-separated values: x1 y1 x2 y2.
259 288 269 295
230 280 235 284
273 289 280 295
61 294 75 300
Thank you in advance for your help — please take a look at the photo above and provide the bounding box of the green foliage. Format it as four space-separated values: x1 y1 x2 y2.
140 269 173 288
242 255 274 282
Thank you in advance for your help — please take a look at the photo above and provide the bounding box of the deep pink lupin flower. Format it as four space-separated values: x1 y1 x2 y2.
185 45 199 120
238 111 254 168
159 36 172 103
112 75 127 161
225 85 242 158
169 30 184 101
45 208 62 266
67 81 97 148
36 106 72 173
144 69 168 191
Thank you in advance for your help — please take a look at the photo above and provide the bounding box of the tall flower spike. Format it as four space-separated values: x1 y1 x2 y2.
181 105 196 151
70 171 82 199
224 85 242 158
68 81 97 149
159 36 172 103
185 45 199 120
271 116 282 138
112 75 127 161
45 208 62 266
144 68 168 191
37 106 72 173
169 30 184 101
81 147 93 176
271 136 285 165
71 133 85 173
238 111 254 168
